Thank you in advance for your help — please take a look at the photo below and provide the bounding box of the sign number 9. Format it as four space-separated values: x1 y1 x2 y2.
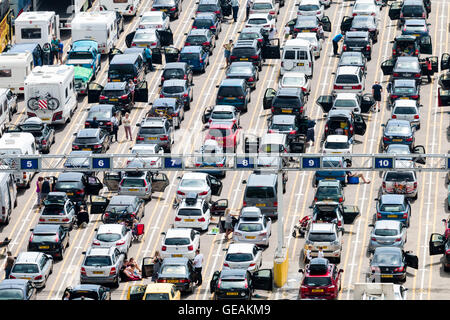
308 160 315 167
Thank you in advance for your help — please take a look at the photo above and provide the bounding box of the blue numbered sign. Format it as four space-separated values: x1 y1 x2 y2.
302 157 320 169
447 157 450 170
374 157 393 169
236 157 254 169
20 158 40 170
164 157 183 169
92 157 111 169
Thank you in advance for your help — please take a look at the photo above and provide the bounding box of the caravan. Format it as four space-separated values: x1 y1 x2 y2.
71 11 118 54
0 172 17 225
0 132 37 189
25 65 78 125
0 52 34 94
99 0 140 16
14 11 60 48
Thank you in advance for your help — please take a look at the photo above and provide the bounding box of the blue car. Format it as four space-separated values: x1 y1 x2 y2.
401 19 430 39
0 279 36 300
376 194 411 227
381 119 415 151
215 78 251 112
179 45 209 73
67 40 101 74
314 156 347 187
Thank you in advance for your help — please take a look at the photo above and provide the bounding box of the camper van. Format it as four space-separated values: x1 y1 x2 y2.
71 11 118 54
25 65 78 125
99 0 140 16
0 52 34 94
0 88 17 134
0 132 37 189
280 38 314 77
0 172 17 225
14 11 60 48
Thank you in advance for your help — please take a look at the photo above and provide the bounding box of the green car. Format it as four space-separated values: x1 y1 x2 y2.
313 180 345 204
73 66 95 95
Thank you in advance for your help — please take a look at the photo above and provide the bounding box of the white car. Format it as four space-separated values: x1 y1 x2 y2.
323 135 353 154
296 32 321 58
278 72 311 94
128 144 164 169
223 243 263 272
174 193 211 231
331 92 361 113
352 0 379 19
245 13 276 31
233 207 272 246
297 0 325 20
138 11 170 30
92 224 132 254
10 252 53 289
250 0 279 16
206 105 240 126
391 99 420 129
131 29 159 48
160 228 200 260
175 172 222 204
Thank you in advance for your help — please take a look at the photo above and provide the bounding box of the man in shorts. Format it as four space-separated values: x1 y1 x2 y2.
372 80 382 112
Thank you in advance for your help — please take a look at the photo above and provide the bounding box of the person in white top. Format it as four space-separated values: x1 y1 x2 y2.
284 25 290 41
193 249 204 285
269 27 277 40
317 247 325 259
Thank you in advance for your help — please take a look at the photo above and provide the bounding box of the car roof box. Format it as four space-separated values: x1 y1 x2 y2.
308 258 329 275
185 192 198 205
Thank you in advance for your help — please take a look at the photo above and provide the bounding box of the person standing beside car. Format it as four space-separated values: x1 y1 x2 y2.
372 81 382 112
144 45 154 72
36 176 43 207
332 32 344 56
193 249 204 286
111 112 119 143
123 112 132 141
40 177 52 204
4 251 14 279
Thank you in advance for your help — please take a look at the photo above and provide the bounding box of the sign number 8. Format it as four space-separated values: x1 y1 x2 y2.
242 159 248 167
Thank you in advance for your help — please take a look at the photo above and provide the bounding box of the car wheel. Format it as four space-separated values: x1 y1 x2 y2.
114 275 120 288
59 248 64 260
444 264 450 272
413 193 418 200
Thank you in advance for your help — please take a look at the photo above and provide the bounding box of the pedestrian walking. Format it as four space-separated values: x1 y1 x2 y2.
246 0 252 20
111 112 119 142
193 249 204 286
36 176 43 207
231 0 239 22
40 177 52 204
223 39 233 67
224 208 238 240
152 251 163 282
91 116 100 128
128 79 135 105
51 35 61 64
123 112 132 141
306 119 316 146
284 25 290 41
332 32 344 56
372 81 383 112
144 45 154 72
4 251 14 279
425 57 432 83
269 26 277 40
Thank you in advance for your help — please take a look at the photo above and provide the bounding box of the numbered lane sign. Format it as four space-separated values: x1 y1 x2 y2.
20 158 40 171
236 157 255 169
164 157 183 169
374 157 393 169
302 157 320 169
92 157 111 170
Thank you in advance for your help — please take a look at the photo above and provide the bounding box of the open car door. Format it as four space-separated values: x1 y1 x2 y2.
429 233 446 255
244 133 260 153
158 29 174 47
151 173 169 192
209 175 223 196
285 19 297 35
316 95 333 113
419 35 432 55
141 256 155 278
252 269 273 291
342 205 360 224
210 271 220 293
85 176 103 195
103 171 122 192
441 53 450 71
108 47 123 63
429 56 439 74
210 199 228 215
135 81 149 103
89 195 109 214
412 145 426 164
263 88 276 110
439 72 450 89
125 31 135 48
202 106 213 124
404 252 419 269
361 93 376 113
388 1 402 20
262 38 280 59
321 16 331 32
353 113 367 136
87 82 103 103
380 59 395 76
340 16 353 33
164 46 180 63
438 87 450 107
127 285 146 300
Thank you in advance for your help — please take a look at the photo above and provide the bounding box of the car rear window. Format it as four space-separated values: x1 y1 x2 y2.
281 76 306 87
68 52 93 60
307 232 336 242
208 128 231 137
177 208 202 216
402 5 424 15
121 178 146 187
109 64 136 74
240 32 259 40
31 234 57 242
180 179 206 188
272 96 301 108
298 4 319 10
75 137 99 144
193 19 213 28
396 60 419 70
238 223 263 232
70 291 99 300
253 3 272 9
303 276 332 286
12 264 39 273
372 253 401 265
163 69 184 78
160 265 187 275
270 123 293 131
180 52 200 60
96 233 122 242
197 4 218 11
317 186 339 197
186 35 207 44
385 125 411 135
164 237 190 245
339 55 362 66
334 99 357 108
380 204 404 212
345 37 368 46
103 89 126 97
374 228 399 236
248 18 267 24
55 181 82 190
324 141 349 149
162 86 185 94
139 127 165 134
245 186 275 198
145 293 170 300
84 256 112 266
393 87 415 95
232 47 257 56
211 111 233 119
88 110 111 119
384 171 415 181
0 289 24 300
393 106 417 114
283 50 295 59
225 253 253 262
219 279 246 289
336 74 359 84
42 205 65 216
218 86 244 96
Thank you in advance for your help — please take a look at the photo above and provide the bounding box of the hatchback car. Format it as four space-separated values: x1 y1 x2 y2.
382 56 422 84
7 117 55 154
174 193 211 231
230 39 263 71
338 51 367 71
160 79 193 110
297 0 324 19
381 119 414 150
28 224 70 260
278 72 310 93
238 27 264 44
382 166 418 200
131 29 160 48
264 87 307 116
196 0 224 20
368 220 407 253
151 0 182 20
80 247 125 287
118 171 169 201
205 122 240 153
376 194 411 227
202 105 240 127
369 247 418 283
54 173 103 206
352 0 379 18
38 192 77 230
160 228 200 260
161 62 193 86
192 13 221 38
246 13 277 31
136 117 174 152
184 29 215 55
85 105 121 135
9 252 53 289
391 99 420 129
138 11 170 30
72 128 111 153
233 207 272 246
226 61 259 90
399 0 427 24
342 31 372 60
0 279 36 300
216 79 251 112
251 0 279 16
176 172 223 204
388 79 420 107
156 258 196 293
313 180 344 203
128 144 164 169
102 195 145 223
179 45 209 73
291 15 330 38
348 15 378 43
223 243 263 272
92 224 132 254
322 135 352 154
332 66 365 95
98 82 134 114
267 114 301 136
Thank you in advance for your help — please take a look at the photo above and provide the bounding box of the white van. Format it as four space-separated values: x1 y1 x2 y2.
25 65 78 125
0 172 17 224
281 38 314 77
0 52 34 94
71 11 118 54
99 0 140 16
14 11 60 48
0 132 37 189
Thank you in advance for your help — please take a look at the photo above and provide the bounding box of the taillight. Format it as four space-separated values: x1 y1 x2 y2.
238 96 244 99
160 94 164 98
393 73 399 77
29 234 33 242
406 137 413 142
311 28 317 32
214 10 220 14
402 212 408 219
109 267 116 276
411 95 418 99
81 267 86 275
85 122 90 127
160 135 168 141
259 232 267 236
325 124 329 132
34 275 42 280
202 42 210 46
248 77 254 82
120 95 128 100
337 221 342 227
99 95 107 100
161 76 165 82
352 85 362 90
414 73 421 78
377 212 381 219
413 182 417 188
250 55 258 59
76 189 84 195
162 246 167 251
170 7 176 11
342 45 347 51
300 285 309 294
183 93 188 98
383 137 389 141
382 182 386 189
352 13 357 16
131 43 136 47
338 197 343 203
151 42 157 47
243 201 247 206
400 12 403 18
136 135 144 141
269 10 275 14
393 49 397 56
391 95 398 99
289 130 297 135
62 218 69 222
371 237 376 241
94 144 102 149
394 266 404 272
41 140 47 146
92 240 100 246
177 191 185 196
274 202 278 207
414 115 419 119
415 49 419 56
188 245 194 251
199 191 208 196
52 111 63 121
366 45 371 51
9 275 16 279
392 115 397 119
175 217 182 221
334 85 343 90
27 112 36 117
249 263 256 267
223 263 229 268
326 285 335 293
198 217 206 222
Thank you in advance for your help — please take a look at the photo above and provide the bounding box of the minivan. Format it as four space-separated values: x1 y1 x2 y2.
216 79 251 113
280 38 313 77
243 173 280 218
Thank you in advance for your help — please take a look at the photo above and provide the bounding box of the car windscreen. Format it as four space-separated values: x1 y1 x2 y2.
109 64 136 75
372 252 401 265
197 4 218 11
164 237 190 245
186 35 207 44
272 96 301 108
55 181 83 190
139 127 165 134
75 137 99 144
334 99 357 108
395 60 419 70
31 234 57 242
317 186 339 197
87 110 111 120
69 291 99 300
324 141 349 149
162 86 185 94
282 76 305 87
393 106 417 114
352 17 375 28
225 253 253 262
339 55 362 66
228 66 252 75
245 186 275 198
208 128 231 137
380 204 404 212
238 223 263 232
401 5 424 15
335 74 359 84
303 276 332 286
298 4 319 10
385 125 411 135
307 232 336 242
384 171 415 182
270 123 293 131
12 264 39 273
253 3 272 9
177 208 202 216
239 32 259 40
217 86 244 96
0 289 24 300
160 265 187 275
374 228 399 236
121 178 146 187
96 233 122 242
393 86 415 94
68 52 93 60
145 293 170 300
211 111 234 119
84 256 112 266
193 19 213 28
163 68 184 78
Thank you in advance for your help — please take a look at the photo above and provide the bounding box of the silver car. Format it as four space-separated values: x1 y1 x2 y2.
233 207 272 246
9 252 53 289
391 100 420 129
92 224 132 254
38 192 77 230
118 171 169 200
223 243 263 272
368 220 407 253
131 29 160 48
80 247 125 287
304 223 343 263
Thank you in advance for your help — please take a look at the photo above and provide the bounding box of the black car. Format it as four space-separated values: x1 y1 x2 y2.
210 269 273 300
28 224 69 260
388 79 420 106
263 87 307 116
72 128 111 153
230 39 263 71
88 81 149 109
192 13 222 38
160 79 193 110
85 104 122 134
369 247 418 283
400 0 428 24
157 258 196 293
108 53 146 84
5 117 55 154
54 172 103 205
342 31 372 60
196 0 224 20
337 51 367 72
161 62 194 86
381 56 429 84
391 35 420 58
287 15 331 38
152 0 182 20
340 15 379 43
226 61 259 90
184 29 216 55
62 284 111 300
148 97 185 129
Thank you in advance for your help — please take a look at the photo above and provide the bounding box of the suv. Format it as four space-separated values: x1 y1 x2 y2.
216 79 251 112
160 228 200 260
243 173 281 218
392 35 420 58
238 27 264 45
179 45 210 73
161 62 193 86
342 31 372 60
118 171 169 200
233 207 272 246
136 117 174 152
338 51 367 71
98 82 134 114
160 79 193 110
10 252 53 289
223 243 263 272
85 105 121 134
304 223 343 263
311 201 345 232
174 193 211 231
262 87 307 116
230 39 263 71
184 29 216 54
80 247 126 287
38 192 77 230
381 119 415 151
332 66 366 95
376 194 411 227
192 13 222 38
72 128 111 154
316 92 375 114
108 53 146 84
341 15 378 43
387 79 420 107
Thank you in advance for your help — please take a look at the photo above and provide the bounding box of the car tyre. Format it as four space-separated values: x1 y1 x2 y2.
444 265 450 272
114 275 120 288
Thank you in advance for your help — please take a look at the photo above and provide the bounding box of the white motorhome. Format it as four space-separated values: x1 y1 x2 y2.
71 11 118 54
14 11 60 48
352 283 407 300
0 132 37 189
0 172 17 225
281 38 314 77
25 65 78 125
0 52 34 94
0 88 17 135
99 0 140 16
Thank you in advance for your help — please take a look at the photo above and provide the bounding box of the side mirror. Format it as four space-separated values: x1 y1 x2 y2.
442 219 447 223
73 132 77 136
374 198 379 201
298 269 304 273
216 85 219 88
223 248 228 251
160 232 166 236
242 180 247 184
339 269 344 273
331 72 336 75
308 205 313 209
30 229 33 232
177 176 182 179
368 224 374 227
94 228 98 231
136 123 141 127
381 124 385 127
82 251 86 255
184 33 187 35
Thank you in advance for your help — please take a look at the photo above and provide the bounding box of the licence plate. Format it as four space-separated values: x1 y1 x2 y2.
82 148 91 151
93 271 104 275
302 30 309 32
227 97 236 100
400 97 409 99
42 118 50 121
112 79 120 82
184 219 194 222
312 289 324 293
226 292 239 295
147 137 157 140
167 279 179 283
48 219 59 222
413 34 420 37
161 9 168 11
255 203 266 207
128 188 139 192
246 236 256 239
21 277 31 280
282 108 292 113
392 139 402 142
387 214 398 218
297 63 304 66
381 274 393 278
321 246 327 249
172 254 182 257
240 58 249 61
110 98 118 102
67 192 73 196
344 86 352 89
403 73 411 77
353 48 362 51
39 246 49 249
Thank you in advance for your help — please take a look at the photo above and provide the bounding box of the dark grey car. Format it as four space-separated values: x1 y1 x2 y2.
160 79 193 110
338 52 367 72
225 61 259 90
369 247 418 283
161 62 193 86
136 117 174 152
157 258 196 293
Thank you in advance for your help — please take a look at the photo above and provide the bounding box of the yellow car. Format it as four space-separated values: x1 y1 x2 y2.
127 283 181 300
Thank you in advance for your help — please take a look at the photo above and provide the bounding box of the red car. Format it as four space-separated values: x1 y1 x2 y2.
205 122 240 152
299 258 343 300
